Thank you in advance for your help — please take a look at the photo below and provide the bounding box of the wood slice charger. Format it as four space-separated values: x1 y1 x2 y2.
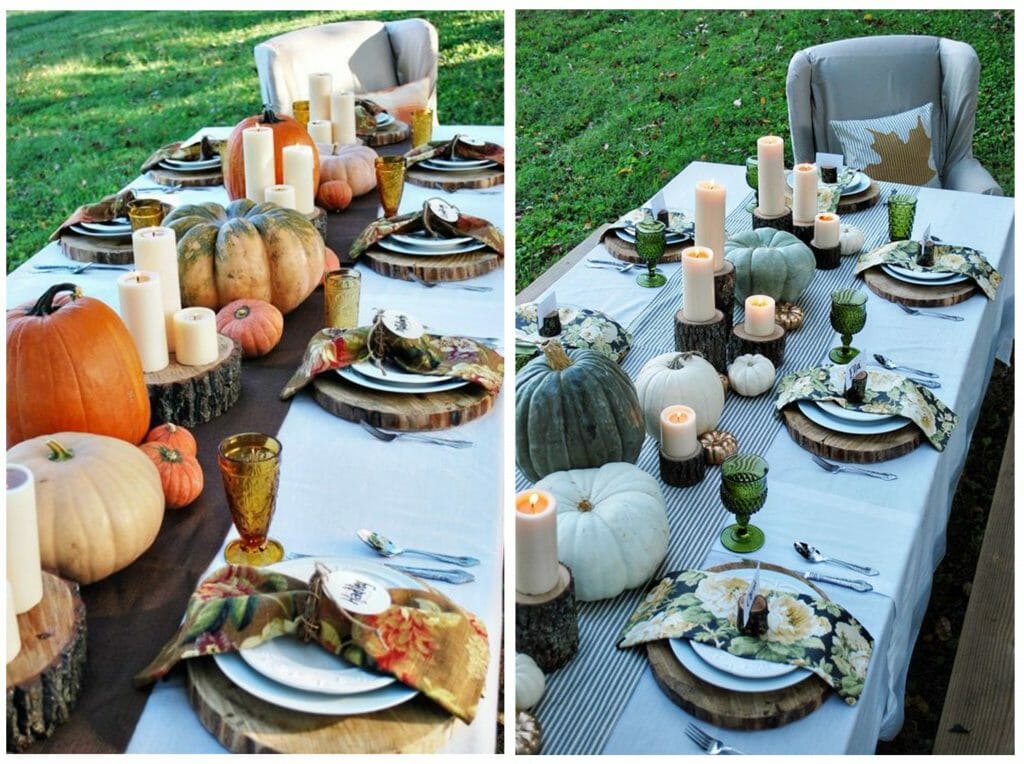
601 230 690 264
6 572 87 752
146 164 224 188
146 334 242 428
363 247 502 283
405 163 504 192
781 405 923 463
59 232 134 265
835 180 881 214
647 561 830 731
185 658 454 754
361 119 410 148
862 266 977 308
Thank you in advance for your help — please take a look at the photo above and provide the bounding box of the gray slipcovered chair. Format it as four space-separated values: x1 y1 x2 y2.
254 18 439 118
786 35 1002 195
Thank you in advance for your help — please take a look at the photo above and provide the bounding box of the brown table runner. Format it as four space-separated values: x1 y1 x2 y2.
33 140 409 753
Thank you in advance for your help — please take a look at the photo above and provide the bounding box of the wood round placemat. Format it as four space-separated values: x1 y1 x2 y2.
601 230 690 263
146 335 242 428
647 560 830 731
862 266 977 308
146 165 224 188
361 119 410 147
59 232 134 264
781 405 923 463
312 373 497 431
363 247 502 283
405 165 504 192
185 658 455 754
836 181 881 214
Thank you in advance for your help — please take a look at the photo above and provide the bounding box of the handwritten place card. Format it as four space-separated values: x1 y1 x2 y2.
324 570 392 615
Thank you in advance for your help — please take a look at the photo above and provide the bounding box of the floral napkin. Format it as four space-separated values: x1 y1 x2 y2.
404 135 505 169
515 303 631 363
617 568 874 705
350 198 505 260
49 188 138 241
133 564 489 723
280 310 504 400
140 135 225 173
855 240 1001 300
355 98 392 135
775 366 958 450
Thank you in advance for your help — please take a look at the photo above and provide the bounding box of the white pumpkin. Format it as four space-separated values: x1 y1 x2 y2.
515 653 546 710
839 224 865 256
635 351 724 436
536 462 668 601
728 354 776 397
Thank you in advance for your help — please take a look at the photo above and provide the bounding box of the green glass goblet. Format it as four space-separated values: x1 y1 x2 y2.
719 453 768 553
745 155 759 211
828 288 868 364
887 193 917 242
634 217 668 288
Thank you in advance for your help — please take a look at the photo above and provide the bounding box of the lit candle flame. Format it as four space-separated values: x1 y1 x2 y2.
529 492 539 509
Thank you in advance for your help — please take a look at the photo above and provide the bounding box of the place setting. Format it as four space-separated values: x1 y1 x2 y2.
140 134 226 187
404 135 505 191
514 290 632 364
49 188 172 264
600 197 695 265
353 99 410 146
783 152 880 214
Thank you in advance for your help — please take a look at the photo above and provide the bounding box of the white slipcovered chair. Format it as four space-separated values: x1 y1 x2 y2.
786 35 1002 195
254 18 439 118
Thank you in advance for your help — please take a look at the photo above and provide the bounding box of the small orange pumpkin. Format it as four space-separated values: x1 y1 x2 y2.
139 442 203 510
215 299 284 358
145 422 197 457
316 180 354 212
318 143 378 196
223 107 320 201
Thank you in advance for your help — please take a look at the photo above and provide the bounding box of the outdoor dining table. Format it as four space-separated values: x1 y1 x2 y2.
6 125 504 754
516 160 1014 755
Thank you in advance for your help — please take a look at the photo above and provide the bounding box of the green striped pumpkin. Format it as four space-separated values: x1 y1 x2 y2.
162 199 324 315
516 342 644 482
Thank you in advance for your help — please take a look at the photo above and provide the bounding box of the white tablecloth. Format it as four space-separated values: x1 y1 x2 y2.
6 126 505 754
524 162 1014 754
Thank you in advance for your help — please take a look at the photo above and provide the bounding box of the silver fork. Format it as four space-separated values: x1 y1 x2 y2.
685 723 744 755
811 453 897 481
586 258 635 273
897 303 964 322
408 272 492 292
359 419 473 448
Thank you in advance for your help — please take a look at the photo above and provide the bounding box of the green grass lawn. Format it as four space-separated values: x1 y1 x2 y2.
5 10 503 272
516 8 1014 290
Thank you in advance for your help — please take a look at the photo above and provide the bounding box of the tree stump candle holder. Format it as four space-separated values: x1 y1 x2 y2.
304 206 327 244
751 205 792 233
811 240 842 270
714 261 736 333
791 222 815 246
732 323 786 368
146 334 242 428
515 563 579 673
659 447 707 487
674 309 728 374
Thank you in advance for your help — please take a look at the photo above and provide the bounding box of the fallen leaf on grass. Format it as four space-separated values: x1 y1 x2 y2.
616 167 633 175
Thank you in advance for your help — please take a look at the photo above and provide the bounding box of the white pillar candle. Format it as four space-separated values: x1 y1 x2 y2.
792 162 819 224
660 405 700 459
6 581 21 663
6 465 43 615
307 119 333 145
132 226 181 352
282 144 315 215
814 212 841 248
516 490 559 596
744 295 776 337
681 246 716 322
117 271 169 372
757 135 786 216
694 180 726 270
331 91 357 145
265 184 297 210
242 126 276 203
172 307 219 367
308 72 333 122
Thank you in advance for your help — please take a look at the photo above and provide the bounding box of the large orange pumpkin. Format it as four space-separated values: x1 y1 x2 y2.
7 283 151 446
223 106 321 201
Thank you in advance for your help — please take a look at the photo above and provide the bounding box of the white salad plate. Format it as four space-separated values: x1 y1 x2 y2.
797 400 909 435
338 367 467 395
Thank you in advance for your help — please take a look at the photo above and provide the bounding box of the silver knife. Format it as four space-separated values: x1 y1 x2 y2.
803 571 873 592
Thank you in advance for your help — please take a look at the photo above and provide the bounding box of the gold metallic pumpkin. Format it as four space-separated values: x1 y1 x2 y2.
699 429 739 466
775 302 806 332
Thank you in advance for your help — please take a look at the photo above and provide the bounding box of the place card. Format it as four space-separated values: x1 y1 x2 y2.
537 291 561 337
844 357 865 392
815 151 844 172
648 189 667 220
323 570 391 615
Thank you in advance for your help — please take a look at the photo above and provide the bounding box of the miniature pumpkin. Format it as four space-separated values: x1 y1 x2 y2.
516 711 542 755
515 653 546 711
725 227 816 302
215 299 284 358
516 342 644 482
839 224 865 256
316 180 354 212
140 442 203 510
635 351 724 437
536 462 669 601
7 283 151 447
145 422 197 457
728 354 776 397
700 430 738 466
222 107 320 201
7 433 164 584
163 199 324 315
775 302 805 332
318 143 378 197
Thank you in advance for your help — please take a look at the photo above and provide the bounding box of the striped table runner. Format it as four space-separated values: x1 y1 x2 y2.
517 181 918 755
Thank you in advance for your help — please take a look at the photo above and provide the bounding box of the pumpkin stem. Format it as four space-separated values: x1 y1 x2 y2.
669 351 703 369
155 444 182 463
45 439 75 462
577 499 593 512
233 305 252 320
541 341 574 371
27 283 81 317
259 105 283 124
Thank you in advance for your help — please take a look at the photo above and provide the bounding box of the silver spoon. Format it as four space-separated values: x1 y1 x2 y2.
794 541 879 576
358 529 480 567
873 353 938 378
282 551 474 583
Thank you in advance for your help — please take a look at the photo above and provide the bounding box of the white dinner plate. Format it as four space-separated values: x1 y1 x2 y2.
338 366 468 394
79 219 132 233
375 236 487 257
881 264 970 287
787 170 869 197
390 231 475 248
424 156 494 169
614 229 689 246
815 399 894 424
375 112 395 126
671 638 813 694
162 157 222 170
418 159 498 173
351 360 454 385
68 223 132 239
797 400 910 435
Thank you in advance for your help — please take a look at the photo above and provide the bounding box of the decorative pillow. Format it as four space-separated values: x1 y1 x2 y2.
361 76 431 125
830 103 940 188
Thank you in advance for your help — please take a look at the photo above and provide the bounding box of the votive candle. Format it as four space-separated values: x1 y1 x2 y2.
132 225 181 352
172 308 219 367
757 135 786 216
331 91 357 145
681 246 716 322
694 180 726 270
265 184 296 210
660 405 700 458
307 119 333 145
242 126 276 203
309 72 333 122
744 295 776 337
6 465 43 615
516 489 559 596
282 144 315 214
814 212 841 249
117 271 169 372
792 162 819 224
6 581 21 663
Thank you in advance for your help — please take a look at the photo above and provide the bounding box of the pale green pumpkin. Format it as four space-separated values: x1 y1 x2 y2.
725 227 816 303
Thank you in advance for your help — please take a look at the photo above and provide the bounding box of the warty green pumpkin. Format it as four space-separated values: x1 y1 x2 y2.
162 199 324 315
516 342 644 482
725 227 816 303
